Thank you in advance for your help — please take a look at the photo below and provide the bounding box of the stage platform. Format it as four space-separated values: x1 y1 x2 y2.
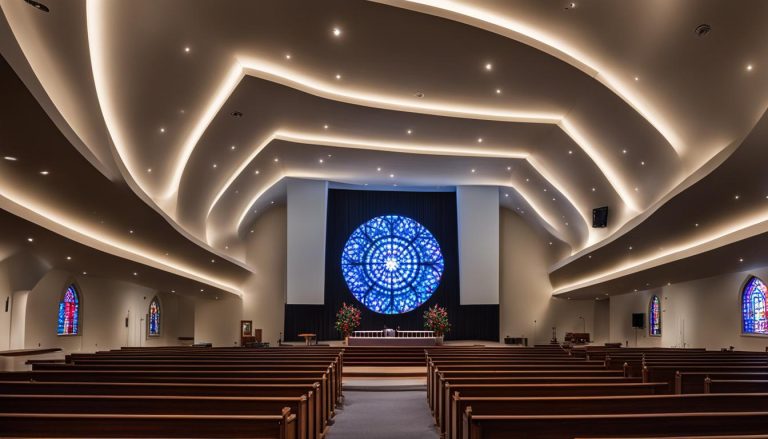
347 337 436 346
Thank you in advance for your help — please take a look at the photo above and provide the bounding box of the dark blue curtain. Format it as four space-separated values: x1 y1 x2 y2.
284 189 499 341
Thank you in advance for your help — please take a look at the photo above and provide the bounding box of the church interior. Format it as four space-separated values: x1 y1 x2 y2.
2 0 768 437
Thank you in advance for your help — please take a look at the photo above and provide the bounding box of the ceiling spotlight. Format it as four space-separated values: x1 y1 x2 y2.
591 187 596 192
147 168 152 173
622 149 627 154
495 88 502 94
694 24 712 38
23 0 49 12
255 170 260 175
323 124 329 129
568 150 573 155
634 76 639 81
82 272 87 275
735 194 740 200
377 167 382 172
319 159 324 163
739 258 744 262
746 64 754 72
3 156 17 161
66 256 72 261
485 63 493 71
640 161 646 166
504 193 509 197
525 178 529 182
184 46 191 53
628 246 633 250
231 111 243 118
160 127 165 133
211 259 215 263
285 53 291 60
273 157 279 162
133 272 138 276
407 129 412 135
212 163 217 168
389 173 395 178
471 169 476 173
565 2 576 9
332 27 342 37
695 223 699 227
634 187 639 192
506 166 511 170
477 138 483 143
414 92 425 98
27 237 33 242
270 201 275 204
230 145 236 150
129 229 134 234
39 171 49 175
335 74 342 80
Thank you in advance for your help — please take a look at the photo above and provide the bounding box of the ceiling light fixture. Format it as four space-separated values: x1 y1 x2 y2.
231 111 243 118
160 127 165 133
184 46 191 53
27 237 34 242
39 171 49 175
389 173 395 178
285 54 291 60
335 74 341 80
332 27 342 37
477 138 483 143
323 124 329 129
495 89 502 94
318 159 324 163
746 64 754 72
230 145 236 150
3 156 17 161
66 256 72 260
485 63 493 71
407 129 412 134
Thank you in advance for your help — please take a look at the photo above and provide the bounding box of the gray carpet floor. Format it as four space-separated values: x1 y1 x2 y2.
328 390 439 439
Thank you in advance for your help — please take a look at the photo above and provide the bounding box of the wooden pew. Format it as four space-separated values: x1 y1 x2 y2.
450 393 768 439
676 372 768 394
644 365 768 393
706 380 768 393
462 410 768 439
0 394 312 439
0 410 297 438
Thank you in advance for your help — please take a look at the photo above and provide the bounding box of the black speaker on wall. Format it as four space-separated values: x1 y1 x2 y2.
631 313 645 328
592 206 609 228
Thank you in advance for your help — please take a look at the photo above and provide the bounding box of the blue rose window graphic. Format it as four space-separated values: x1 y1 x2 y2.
341 215 444 314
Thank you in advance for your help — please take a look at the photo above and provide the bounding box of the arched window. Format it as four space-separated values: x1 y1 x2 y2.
649 295 661 336
57 284 80 335
742 277 768 335
148 296 161 337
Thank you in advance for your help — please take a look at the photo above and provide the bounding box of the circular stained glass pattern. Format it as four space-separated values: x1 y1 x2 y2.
341 215 444 314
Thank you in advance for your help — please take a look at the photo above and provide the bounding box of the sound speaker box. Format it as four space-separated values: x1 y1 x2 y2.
592 206 609 228
632 313 645 328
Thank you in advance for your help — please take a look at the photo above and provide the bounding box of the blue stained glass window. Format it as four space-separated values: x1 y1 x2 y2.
148 297 161 337
57 285 80 335
649 295 661 336
341 215 444 314
742 276 768 335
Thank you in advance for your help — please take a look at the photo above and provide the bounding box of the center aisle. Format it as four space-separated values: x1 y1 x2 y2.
328 390 439 439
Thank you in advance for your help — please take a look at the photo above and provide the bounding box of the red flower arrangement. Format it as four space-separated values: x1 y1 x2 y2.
335 302 362 337
423 304 451 337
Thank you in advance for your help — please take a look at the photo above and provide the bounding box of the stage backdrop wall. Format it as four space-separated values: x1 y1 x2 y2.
284 188 499 341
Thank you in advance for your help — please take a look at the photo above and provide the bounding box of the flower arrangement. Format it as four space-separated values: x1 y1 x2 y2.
423 304 451 337
335 302 362 338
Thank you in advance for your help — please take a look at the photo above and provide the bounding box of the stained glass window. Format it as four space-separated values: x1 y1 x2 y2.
742 276 768 335
341 215 444 314
57 285 80 335
649 295 661 336
148 296 161 337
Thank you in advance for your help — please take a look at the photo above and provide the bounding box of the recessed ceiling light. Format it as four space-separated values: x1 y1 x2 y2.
552 198 556 201
66 256 71 261
471 169 476 173
634 76 639 81
747 64 754 71
270 201 275 204
543 188 547 192
504 193 509 197
622 149 627 154
285 53 291 60
82 271 87 275
495 88 502 94
407 129 412 135
147 168 152 173
549 242 553 246
389 173 395 178
506 166 511 171
39 171 49 175
323 124 329 129
628 246 633 250
160 127 165 133
695 223 699 227
129 229 134 234
200 288 204 292
274 158 279 162
634 187 639 192
377 167 382 172
485 63 493 71
133 272 138 276
335 74 342 80
211 259 215 263
319 158 324 163
735 194 740 200
591 187 596 192
332 27 342 37
414 92 425 98
739 258 744 262
230 145 236 150
184 46 191 53
565 2 576 9
255 170 260 175
3 156 17 161
568 150 573 155
27 237 33 242
525 178 529 182
179 109 185 114
477 138 483 143
640 161 645 166
212 163 217 168
23 0 49 12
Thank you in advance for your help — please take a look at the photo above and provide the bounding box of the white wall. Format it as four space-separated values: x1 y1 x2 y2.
9 291 27 349
22 269 193 353
457 186 499 304
286 179 327 304
609 269 768 351
499 208 594 344
194 294 242 347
